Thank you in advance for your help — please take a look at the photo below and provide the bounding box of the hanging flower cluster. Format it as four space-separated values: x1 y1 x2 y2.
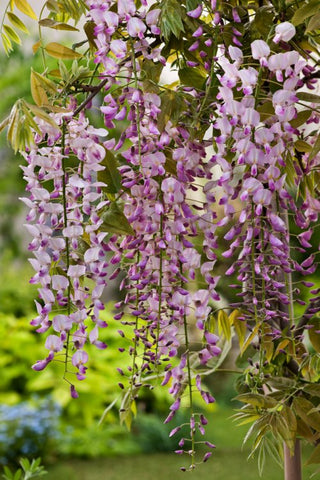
21 112 112 394
85 0 224 465
208 32 320 341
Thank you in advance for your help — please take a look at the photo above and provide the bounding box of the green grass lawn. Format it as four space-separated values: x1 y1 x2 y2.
46 451 281 480
44 405 318 480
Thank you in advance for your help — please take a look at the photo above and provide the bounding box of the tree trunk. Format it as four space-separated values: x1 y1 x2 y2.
284 440 302 480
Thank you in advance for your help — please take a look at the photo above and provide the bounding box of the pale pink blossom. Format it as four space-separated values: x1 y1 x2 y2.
251 40 270 67
274 22 296 43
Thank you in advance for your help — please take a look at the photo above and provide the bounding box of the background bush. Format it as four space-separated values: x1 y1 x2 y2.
0 398 61 465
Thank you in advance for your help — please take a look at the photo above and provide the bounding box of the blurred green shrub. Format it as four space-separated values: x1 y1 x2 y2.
0 307 179 458
132 411 187 453
0 260 38 317
58 423 140 458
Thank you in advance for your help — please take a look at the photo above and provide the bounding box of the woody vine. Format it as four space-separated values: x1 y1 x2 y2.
1 0 320 477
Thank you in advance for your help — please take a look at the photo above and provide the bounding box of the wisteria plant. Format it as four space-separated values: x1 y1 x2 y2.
1 0 320 478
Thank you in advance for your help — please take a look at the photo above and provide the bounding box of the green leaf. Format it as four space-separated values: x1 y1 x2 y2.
297 417 315 442
0 116 9 134
186 0 199 9
7 12 29 33
39 18 79 31
178 67 206 89
236 393 278 409
19 457 31 472
32 40 41 54
304 384 320 398
141 59 163 93
295 140 312 153
240 323 260 355
100 203 134 236
290 109 311 128
38 18 58 27
293 397 320 432
291 0 320 26
262 326 274 363
1 32 13 55
297 92 320 103
306 443 320 465
45 42 82 59
98 150 122 194
30 69 49 106
53 22 80 31
252 8 274 37
83 21 97 50
46 0 59 12
13 470 22 480
218 309 231 341
158 90 185 131
120 408 133 430
277 406 297 454
3 465 14 480
58 59 69 81
257 439 266 477
256 101 275 121
309 134 320 162
160 0 185 40
309 318 320 353
14 0 37 20
26 102 59 129
267 377 295 391
31 68 58 94
231 310 246 348
306 11 320 31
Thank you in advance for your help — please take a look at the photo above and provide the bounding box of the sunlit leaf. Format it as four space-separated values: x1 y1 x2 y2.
7 12 29 33
45 42 82 59
276 406 297 454
267 377 295 390
231 310 246 348
295 140 312 153
83 21 97 50
14 0 37 20
1 32 13 55
306 12 320 31
290 110 311 128
39 18 79 31
293 397 320 432
178 67 206 89
262 326 274 363
46 0 59 12
303 384 320 398
291 0 320 26
309 134 320 162
30 70 49 106
98 150 122 194
26 102 59 129
297 92 320 103
306 444 320 465
309 318 320 353
32 40 41 54
218 310 231 341
160 0 185 40
100 203 134 236
236 393 278 409
240 323 260 355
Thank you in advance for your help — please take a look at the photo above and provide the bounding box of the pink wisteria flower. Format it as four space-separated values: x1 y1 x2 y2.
127 17 147 38
251 40 270 67
273 22 296 43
